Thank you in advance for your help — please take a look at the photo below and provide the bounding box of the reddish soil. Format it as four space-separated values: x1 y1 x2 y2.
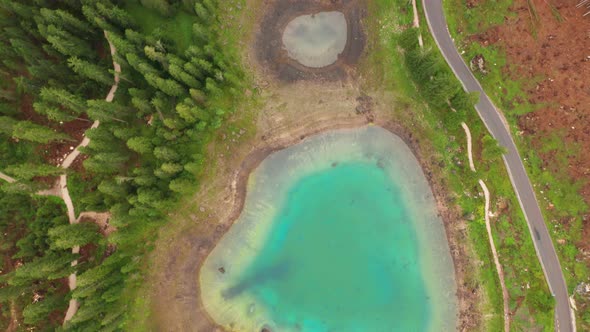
473 2 590 238
41 117 91 167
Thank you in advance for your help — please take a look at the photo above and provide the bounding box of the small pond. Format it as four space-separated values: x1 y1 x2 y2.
281 11 347 68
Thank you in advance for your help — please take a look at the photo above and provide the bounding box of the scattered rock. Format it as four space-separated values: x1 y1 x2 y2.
470 54 488 74
355 94 373 115
575 282 590 298
218 267 225 274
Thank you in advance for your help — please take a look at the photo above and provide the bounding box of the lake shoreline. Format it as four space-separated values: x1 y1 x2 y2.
149 101 479 330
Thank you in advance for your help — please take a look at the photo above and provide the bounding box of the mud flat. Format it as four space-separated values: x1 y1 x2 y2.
282 11 348 68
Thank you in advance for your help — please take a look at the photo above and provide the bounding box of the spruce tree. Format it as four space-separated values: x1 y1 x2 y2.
48 223 100 250
68 56 113 86
126 136 153 154
5 163 63 181
12 121 71 143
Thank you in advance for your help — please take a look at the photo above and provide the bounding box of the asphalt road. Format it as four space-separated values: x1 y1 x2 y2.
422 1 573 331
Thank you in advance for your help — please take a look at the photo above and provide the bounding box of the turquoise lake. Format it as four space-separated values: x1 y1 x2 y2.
200 126 457 331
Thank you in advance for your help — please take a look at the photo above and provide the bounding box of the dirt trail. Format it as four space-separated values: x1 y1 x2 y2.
0 172 16 183
479 179 510 332
62 31 120 324
461 122 476 172
411 0 424 47
461 119 509 330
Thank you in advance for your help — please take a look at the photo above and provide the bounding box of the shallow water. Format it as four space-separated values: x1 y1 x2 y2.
200 126 457 332
281 11 347 68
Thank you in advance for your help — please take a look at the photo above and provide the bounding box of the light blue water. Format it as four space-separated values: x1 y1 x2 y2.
200 127 457 332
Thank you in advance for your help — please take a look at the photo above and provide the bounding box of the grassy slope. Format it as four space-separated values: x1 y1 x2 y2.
365 0 554 329
443 0 590 328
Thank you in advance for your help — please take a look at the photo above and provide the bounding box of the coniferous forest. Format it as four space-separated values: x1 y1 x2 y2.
0 0 243 330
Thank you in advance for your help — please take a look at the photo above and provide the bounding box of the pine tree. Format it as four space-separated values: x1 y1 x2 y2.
169 177 194 194
104 31 136 58
39 8 92 35
5 163 63 181
125 29 145 46
204 0 218 13
129 88 154 114
153 146 179 161
9 253 76 286
12 121 71 143
8 37 44 65
84 152 128 174
168 63 200 88
23 293 68 325
97 179 128 199
144 73 184 97
33 101 72 122
68 56 113 86
48 223 100 250
87 100 129 123
81 5 117 32
41 87 86 112
192 22 209 42
132 167 156 186
205 77 222 97
0 116 17 135
42 25 94 59
160 162 183 174
194 3 210 22
193 58 214 76
84 126 120 153
175 103 196 123
144 45 168 67
183 61 204 80
34 87 87 121
126 136 153 154
94 2 134 28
